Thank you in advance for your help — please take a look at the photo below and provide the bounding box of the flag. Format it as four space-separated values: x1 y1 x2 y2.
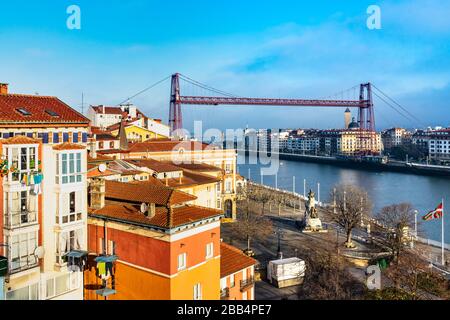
422 203 443 221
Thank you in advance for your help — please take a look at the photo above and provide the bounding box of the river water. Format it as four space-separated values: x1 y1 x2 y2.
237 158 450 243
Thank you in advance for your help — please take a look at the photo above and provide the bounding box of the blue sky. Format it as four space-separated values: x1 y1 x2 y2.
0 0 449 131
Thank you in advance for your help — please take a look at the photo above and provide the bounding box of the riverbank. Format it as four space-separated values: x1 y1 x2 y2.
247 180 450 273
238 150 450 178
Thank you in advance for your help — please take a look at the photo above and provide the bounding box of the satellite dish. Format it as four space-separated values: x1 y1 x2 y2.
98 164 107 172
34 246 45 259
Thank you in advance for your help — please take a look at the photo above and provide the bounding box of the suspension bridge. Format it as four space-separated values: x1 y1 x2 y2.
117 73 422 136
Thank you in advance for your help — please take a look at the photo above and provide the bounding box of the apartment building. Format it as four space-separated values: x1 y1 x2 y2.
428 128 450 162
85 179 223 300
0 84 90 300
381 127 409 150
101 140 237 219
88 104 169 138
220 242 256 300
124 159 221 210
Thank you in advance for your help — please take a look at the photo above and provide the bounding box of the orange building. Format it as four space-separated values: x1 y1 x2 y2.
220 242 257 300
84 179 223 300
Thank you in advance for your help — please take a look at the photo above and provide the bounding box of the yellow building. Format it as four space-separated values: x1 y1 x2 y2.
339 130 382 156
109 123 167 143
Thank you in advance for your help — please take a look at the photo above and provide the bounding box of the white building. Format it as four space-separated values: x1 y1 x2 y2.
0 83 90 300
428 129 450 162
88 104 170 138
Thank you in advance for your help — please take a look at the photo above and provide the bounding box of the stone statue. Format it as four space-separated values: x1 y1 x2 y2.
301 189 325 232
305 190 318 219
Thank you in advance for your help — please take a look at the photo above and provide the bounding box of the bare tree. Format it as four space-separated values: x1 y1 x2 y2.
233 184 273 255
272 192 289 216
375 203 416 263
298 248 365 299
247 183 273 215
383 249 430 300
329 184 372 248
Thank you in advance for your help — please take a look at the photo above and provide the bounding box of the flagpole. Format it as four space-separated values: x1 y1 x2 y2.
442 198 445 266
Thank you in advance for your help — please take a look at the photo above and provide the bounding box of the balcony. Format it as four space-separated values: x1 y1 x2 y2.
4 210 38 229
240 276 255 292
220 287 230 300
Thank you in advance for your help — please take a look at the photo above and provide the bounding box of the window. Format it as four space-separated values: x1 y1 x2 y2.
16 108 31 116
177 253 187 271
225 180 232 193
193 283 202 300
7 190 37 228
58 152 82 184
82 132 88 143
60 191 82 224
6 147 38 181
206 242 214 259
53 132 59 143
63 133 69 142
216 199 221 209
5 283 39 300
56 229 82 264
45 109 59 117
230 274 235 287
8 231 38 272
108 240 116 255
72 132 79 143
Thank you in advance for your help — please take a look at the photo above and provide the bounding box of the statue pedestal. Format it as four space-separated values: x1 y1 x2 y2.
302 218 327 233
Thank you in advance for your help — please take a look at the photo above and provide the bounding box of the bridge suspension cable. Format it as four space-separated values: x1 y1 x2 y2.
117 75 172 106
178 74 238 98
371 84 423 126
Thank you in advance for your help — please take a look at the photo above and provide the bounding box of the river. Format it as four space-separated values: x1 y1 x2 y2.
237 158 450 243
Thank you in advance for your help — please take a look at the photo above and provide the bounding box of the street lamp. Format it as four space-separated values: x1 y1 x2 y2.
275 228 284 260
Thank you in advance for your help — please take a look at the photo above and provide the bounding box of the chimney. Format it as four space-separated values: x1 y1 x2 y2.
148 203 156 218
89 178 105 209
141 203 156 218
0 83 8 94
102 105 105 114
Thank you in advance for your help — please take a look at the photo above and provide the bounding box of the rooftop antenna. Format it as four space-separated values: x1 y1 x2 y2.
81 92 84 115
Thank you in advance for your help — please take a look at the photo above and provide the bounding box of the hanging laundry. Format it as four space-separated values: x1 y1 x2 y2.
29 173 35 185
21 173 28 186
97 262 106 276
106 262 114 277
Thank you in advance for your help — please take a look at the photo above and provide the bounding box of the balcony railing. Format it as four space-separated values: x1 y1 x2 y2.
4 210 38 229
240 276 255 291
220 287 230 300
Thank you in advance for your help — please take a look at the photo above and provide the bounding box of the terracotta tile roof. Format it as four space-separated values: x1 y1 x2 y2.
97 149 130 154
0 135 40 145
128 140 215 153
87 153 113 163
90 203 222 229
105 180 196 206
162 162 222 172
162 171 221 188
0 94 89 124
87 168 118 178
52 143 86 150
91 106 124 115
106 121 133 131
126 159 182 173
220 242 257 278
